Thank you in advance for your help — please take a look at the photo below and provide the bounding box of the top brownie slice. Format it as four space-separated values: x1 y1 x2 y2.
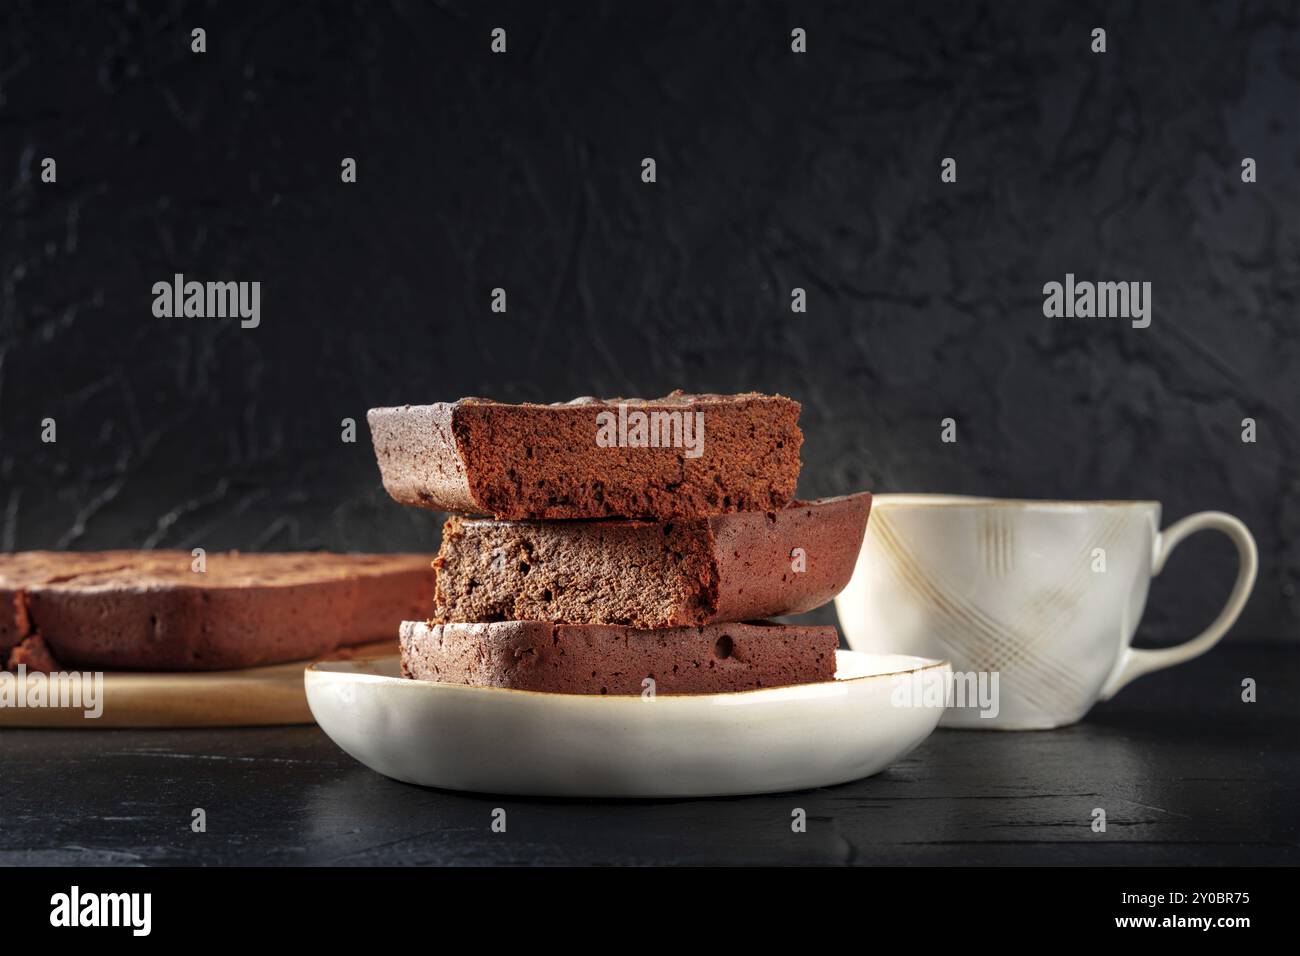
367 391 802 520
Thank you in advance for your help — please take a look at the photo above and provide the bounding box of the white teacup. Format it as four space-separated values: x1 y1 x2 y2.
835 495 1257 730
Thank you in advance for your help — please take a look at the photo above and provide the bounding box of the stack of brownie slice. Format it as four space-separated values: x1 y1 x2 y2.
367 392 871 695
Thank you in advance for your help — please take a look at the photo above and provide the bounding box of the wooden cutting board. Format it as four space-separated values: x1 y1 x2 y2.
0 641 397 728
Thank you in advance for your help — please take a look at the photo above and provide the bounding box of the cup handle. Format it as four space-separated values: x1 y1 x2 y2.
1098 511 1258 700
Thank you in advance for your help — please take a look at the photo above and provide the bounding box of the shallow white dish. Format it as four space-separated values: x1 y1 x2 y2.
305 650 949 798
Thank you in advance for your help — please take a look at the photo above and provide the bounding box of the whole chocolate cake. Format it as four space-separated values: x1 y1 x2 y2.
1 551 435 672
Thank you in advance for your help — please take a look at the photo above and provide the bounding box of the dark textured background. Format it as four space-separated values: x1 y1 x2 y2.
0 1 1296 642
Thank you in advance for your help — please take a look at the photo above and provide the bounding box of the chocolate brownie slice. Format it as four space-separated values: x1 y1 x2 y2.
432 493 871 628
0 551 435 672
399 620 839 695
367 391 802 520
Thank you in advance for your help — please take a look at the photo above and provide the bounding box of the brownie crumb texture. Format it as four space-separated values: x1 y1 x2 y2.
432 514 719 628
430 494 871 628
399 620 838 695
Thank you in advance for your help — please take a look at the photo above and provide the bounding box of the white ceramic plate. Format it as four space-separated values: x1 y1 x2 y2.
305 650 950 797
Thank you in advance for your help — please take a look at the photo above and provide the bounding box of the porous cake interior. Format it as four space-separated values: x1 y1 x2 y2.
434 516 720 627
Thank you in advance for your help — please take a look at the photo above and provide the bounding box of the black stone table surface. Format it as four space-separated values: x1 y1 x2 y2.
1 643 1295 866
